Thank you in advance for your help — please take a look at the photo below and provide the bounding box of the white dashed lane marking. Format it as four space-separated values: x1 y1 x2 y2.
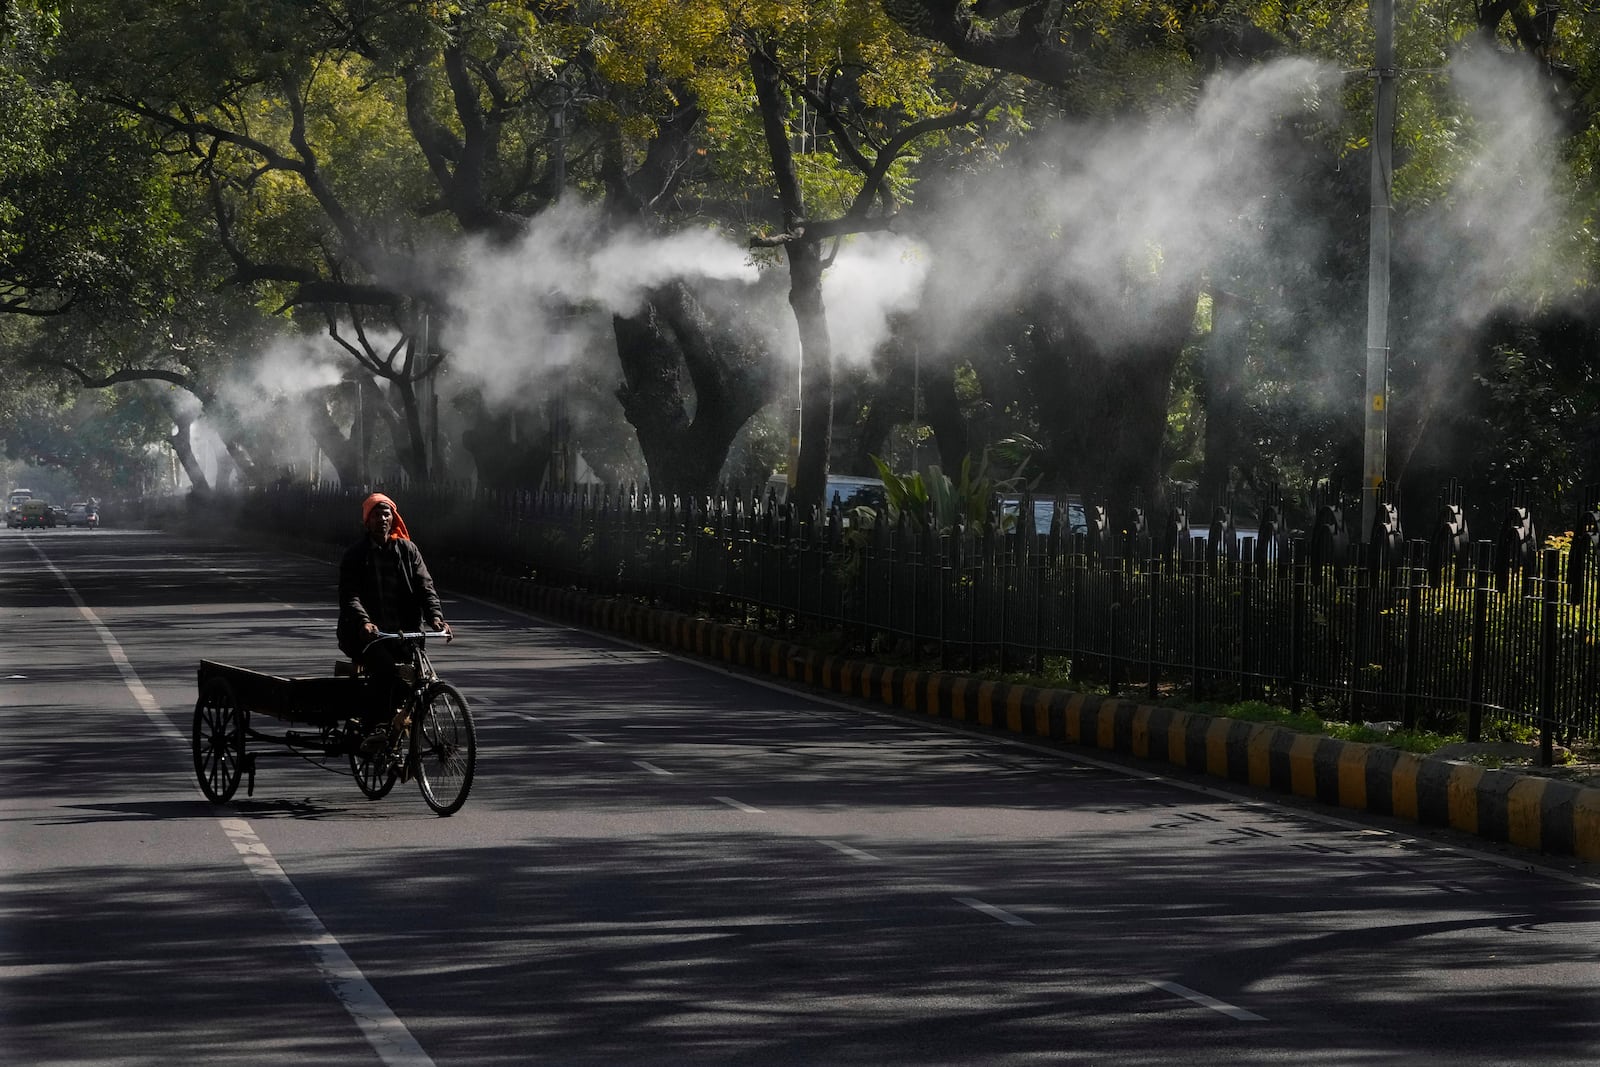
1148 980 1265 1022
954 897 1033 926
820 840 881 862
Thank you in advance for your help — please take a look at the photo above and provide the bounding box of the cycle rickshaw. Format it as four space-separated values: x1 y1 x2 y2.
192 630 476 815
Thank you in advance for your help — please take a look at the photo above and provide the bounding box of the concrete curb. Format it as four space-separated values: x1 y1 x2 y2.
460 568 1600 863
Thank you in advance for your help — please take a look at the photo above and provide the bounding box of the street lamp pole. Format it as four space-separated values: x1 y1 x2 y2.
1361 0 1398 541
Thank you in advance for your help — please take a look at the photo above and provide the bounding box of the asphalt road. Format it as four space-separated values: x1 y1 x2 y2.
3 527 1598 1066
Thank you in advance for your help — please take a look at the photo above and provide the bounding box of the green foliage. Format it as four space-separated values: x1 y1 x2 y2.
871 437 1036 533
1186 698 1455 754
0 365 167 495
6 0 1600 506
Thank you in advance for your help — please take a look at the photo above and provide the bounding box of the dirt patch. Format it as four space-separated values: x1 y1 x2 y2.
1436 738 1600 789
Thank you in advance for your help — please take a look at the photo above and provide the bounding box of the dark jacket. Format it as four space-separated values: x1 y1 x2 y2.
337 535 443 658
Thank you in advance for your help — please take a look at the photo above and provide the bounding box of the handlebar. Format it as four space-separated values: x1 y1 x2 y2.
370 628 451 641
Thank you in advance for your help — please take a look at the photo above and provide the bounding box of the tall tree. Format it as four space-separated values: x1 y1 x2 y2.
734 5 999 512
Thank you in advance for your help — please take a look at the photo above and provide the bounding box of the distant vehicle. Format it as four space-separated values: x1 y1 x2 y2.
12 499 56 529
766 474 887 512
1000 494 1088 539
823 475 886 511
49 504 69 526
66 502 99 529
5 488 33 527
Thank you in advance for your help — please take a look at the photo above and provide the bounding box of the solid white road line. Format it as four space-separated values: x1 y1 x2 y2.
1147 980 1265 1022
954 897 1034 926
32 541 434 1066
221 820 437 1064
712 795 764 813
29 541 183 742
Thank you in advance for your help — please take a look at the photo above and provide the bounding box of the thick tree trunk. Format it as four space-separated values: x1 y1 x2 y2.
169 417 210 494
786 238 834 514
306 386 364 485
601 101 775 496
1023 281 1200 505
1200 286 1246 509
392 376 429 484
460 405 553 491
218 439 252 488
919 360 971 473
838 353 914 474
612 281 778 496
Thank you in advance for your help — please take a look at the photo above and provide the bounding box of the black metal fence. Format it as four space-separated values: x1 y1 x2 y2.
222 483 1600 746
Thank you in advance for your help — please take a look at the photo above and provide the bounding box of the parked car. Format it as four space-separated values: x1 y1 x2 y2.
765 474 887 512
13 499 56 528
1000 494 1088 539
66 502 99 528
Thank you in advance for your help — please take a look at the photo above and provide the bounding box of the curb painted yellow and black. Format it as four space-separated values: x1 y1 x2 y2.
454 567 1600 863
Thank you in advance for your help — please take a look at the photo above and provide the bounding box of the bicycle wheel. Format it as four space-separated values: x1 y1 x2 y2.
349 744 398 799
412 682 476 816
194 678 247 803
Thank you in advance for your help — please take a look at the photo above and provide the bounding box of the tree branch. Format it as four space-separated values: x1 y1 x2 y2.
877 0 1084 87
0 282 75 316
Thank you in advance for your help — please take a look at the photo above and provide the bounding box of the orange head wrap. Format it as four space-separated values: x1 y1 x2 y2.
361 492 411 541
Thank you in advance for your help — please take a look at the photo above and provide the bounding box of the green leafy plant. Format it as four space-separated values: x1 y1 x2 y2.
870 437 1039 534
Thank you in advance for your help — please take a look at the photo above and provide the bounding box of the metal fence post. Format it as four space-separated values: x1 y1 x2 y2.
1147 562 1160 700
1190 557 1204 701
1031 531 1045 675
1466 539 1492 743
1109 565 1123 698
1539 548 1560 766
934 524 947 668
1401 539 1425 731
1350 543 1371 720
1290 537 1306 714
997 520 1011 674
1240 552 1256 700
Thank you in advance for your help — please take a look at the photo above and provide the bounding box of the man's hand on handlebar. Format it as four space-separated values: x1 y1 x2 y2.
366 623 452 642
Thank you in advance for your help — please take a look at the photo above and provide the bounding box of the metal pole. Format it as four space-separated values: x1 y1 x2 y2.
1466 539 1492 742
1539 548 1560 767
423 312 439 482
1361 0 1397 541
354 378 365 485
911 341 920 474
